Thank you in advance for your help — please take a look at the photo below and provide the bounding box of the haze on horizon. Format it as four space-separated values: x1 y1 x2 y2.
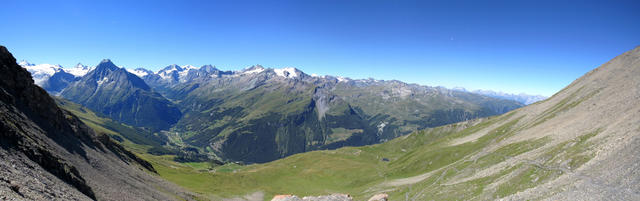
1 0 639 96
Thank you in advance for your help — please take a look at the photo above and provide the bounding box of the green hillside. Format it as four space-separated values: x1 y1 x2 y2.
55 84 601 200
164 73 522 163
53 46 640 201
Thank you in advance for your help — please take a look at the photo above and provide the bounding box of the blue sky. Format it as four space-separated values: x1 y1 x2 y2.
1 0 638 96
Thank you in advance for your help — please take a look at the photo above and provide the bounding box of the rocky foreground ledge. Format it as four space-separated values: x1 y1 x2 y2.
271 193 388 201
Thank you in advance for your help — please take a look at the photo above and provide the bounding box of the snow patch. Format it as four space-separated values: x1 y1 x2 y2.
182 65 198 70
179 65 198 77
337 76 349 82
19 63 63 86
158 71 173 80
377 122 388 136
65 64 92 77
178 68 191 78
18 60 34 66
274 67 299 78
21 63 61 77
126 68 149 77
96 77 109 85
157 65 199 81
243 67 265 74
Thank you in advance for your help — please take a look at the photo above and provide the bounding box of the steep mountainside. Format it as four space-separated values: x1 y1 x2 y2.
61 59 181 131
151 46 640 200
0 46 194 200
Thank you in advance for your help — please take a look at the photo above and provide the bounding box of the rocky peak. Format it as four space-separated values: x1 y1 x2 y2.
74 63 88 69
241 65 266 74
200 64 219 73
160 64 183 72
18 59 34 66
94 59 119 73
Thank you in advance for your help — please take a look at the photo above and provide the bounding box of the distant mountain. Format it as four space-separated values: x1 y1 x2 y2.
453 87 547 105
0 46 191 200
60 59 181 131
180 46 640 201
23 59 525 163
19 61 92 94
128 64 524 163
138 64 233 94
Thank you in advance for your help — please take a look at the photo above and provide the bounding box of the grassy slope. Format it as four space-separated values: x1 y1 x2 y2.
57 92 599 200
148 102 599 201
55 98 157 153
170 77 523 164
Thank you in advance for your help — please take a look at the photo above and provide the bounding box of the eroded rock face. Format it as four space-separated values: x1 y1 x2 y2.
0 45 98 200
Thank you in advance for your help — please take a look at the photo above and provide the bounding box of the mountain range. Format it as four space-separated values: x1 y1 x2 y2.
452 87 548 105
19 60 92 94
3 45 639 200
20 60 524 163
138 46 640 200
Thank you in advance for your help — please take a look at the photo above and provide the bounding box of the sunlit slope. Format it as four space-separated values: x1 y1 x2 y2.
55 98 168 152
149 46 640 200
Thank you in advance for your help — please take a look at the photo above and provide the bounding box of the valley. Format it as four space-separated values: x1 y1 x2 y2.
24 46 640 200
2 1 638 200
23 59 524 164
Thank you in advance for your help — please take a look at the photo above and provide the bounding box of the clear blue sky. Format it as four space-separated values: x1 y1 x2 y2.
1 0 638 96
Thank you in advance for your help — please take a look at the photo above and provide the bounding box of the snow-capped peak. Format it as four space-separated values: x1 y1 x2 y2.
182 65 198 70
19 63 62 76
241 65 265 75
126 68 152 78
65 63 92 77
156 64 201 81
18 60 34 66
274 67 299 78
336 76 350 82
157 64 179 74
18 62 63 85
179 65 198 78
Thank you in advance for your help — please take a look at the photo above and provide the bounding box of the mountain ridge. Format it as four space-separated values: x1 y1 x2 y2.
452 87 548 105
20 59 543 104
23 59 525 163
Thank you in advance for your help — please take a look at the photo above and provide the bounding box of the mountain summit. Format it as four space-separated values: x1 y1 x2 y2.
60 59 181 130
